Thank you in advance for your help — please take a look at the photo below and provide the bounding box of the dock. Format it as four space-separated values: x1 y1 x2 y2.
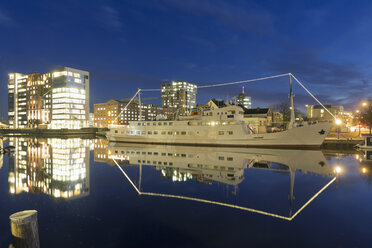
0 127 108 138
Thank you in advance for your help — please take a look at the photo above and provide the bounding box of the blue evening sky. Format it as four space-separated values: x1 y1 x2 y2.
1 0 372 118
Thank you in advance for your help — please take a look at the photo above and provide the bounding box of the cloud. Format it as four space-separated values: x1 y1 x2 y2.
0 10 14 26
161 0 274 35
100 5 123 31
265 44 372 109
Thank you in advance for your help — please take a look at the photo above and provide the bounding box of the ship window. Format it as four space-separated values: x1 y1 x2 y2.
161 131 166 135
148 131 152 134
154 131 158 135
115 130 118 133
154 152 158 155
169 122 173 126
181 154 186 157
147 161 150 164
158 161 161 164
115 150 118 153
217 112 219 115
227 157 233 161
168 153 172 156
130 131 134 134
126 131 130 134
136 151 140 154
161 153 166 156
148 152 152 155
164 122 167 125
188 131 193 135
158 122 162 126
231 111 236 114
142 131 146 135
146 123 150 126
142 123 146 126
168 131 172 135
153 123 156 126
164 162 167 165
228 131 233 135
218 131 224 135
227 115 234 118
188 154 193 158
181 131 186 135
175 131 180 135
218 156 224 160
142 152 146 155
121 151 124 154
137 123 141 126
153 161 156 164
169 162 173 165
138 160 141 163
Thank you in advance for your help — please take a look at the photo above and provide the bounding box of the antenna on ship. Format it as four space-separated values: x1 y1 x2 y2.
288 74 295 129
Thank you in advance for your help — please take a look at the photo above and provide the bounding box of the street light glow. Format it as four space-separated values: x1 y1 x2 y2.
335 119 342 125
362 102 368 107
335 166 342 174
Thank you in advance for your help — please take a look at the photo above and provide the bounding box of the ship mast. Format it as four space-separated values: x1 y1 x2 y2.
288 74 295 129
138 88 142 121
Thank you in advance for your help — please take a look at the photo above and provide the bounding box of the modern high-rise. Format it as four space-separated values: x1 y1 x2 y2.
8 67 89 129
161 81 197 115
236 86 252 109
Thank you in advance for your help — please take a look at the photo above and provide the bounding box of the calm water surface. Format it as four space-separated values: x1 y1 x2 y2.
0 137 371 247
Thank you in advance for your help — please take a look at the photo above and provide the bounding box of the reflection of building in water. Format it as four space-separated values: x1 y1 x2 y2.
8 137 90 199
94 139 110 164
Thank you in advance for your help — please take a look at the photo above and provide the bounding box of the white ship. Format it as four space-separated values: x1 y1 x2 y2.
106 103 332 148
106 75 333 148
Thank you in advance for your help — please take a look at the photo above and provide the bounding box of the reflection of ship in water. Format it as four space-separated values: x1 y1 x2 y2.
102 143 337 220
8 137 90 200
105 143 335 186
0 138 3 169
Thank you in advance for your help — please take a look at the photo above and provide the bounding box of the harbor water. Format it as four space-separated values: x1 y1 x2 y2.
0 137 371 247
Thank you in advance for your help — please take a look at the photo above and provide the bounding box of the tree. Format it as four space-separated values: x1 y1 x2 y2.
361 105 372 134
270 102 305 122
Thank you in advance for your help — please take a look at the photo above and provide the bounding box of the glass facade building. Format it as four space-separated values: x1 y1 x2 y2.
236 87 252 109
161 81 197 115
8 67 89 129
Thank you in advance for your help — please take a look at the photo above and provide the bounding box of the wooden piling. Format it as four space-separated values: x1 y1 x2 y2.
9 210 40 248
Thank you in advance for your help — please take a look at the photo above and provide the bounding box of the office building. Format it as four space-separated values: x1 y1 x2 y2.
306 105 344 121
236 86 252 109
8 67 89 129
161 81 197 115
94 99 171 127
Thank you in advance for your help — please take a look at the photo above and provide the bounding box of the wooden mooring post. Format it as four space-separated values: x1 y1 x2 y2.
9 210 40 248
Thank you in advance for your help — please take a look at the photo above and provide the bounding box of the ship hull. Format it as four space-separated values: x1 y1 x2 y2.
106 122 332 149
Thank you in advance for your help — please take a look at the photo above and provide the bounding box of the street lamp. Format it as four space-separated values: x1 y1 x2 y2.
335 119 342 140
356 110 361 136
362 102 368 107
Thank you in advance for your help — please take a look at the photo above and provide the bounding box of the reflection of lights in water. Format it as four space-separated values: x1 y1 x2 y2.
361 167 367 174
334 166 343 174
356 154 360 160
